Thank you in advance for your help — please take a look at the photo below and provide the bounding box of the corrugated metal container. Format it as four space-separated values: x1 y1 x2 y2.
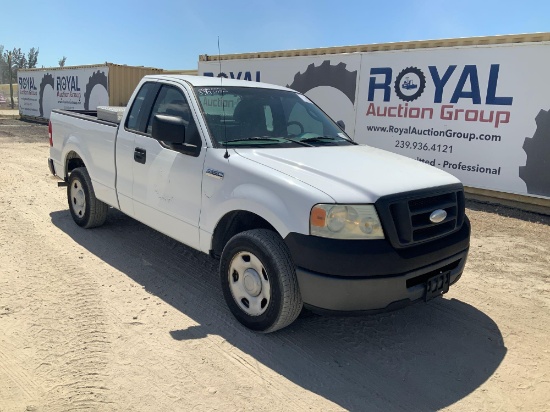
17 63 165 120
200 32 550 61
162 69 198 76
106 63 164 106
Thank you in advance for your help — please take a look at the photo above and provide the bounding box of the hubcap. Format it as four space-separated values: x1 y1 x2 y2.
228 251 271 316
243 269 262 297
70 179 86 218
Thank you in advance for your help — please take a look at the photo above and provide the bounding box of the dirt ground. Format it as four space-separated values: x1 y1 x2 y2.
0 118 548 411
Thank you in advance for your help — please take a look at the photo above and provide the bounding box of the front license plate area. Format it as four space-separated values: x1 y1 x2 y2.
425 271 450 302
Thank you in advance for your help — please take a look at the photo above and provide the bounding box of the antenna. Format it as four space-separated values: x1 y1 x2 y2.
218 36 230 159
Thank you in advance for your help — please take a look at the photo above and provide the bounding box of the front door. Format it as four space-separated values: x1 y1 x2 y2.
127 82 206 250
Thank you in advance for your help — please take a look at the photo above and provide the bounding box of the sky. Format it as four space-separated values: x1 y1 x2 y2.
2 0 549 70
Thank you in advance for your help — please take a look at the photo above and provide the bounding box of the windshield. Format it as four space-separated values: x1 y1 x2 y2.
194 86 354 148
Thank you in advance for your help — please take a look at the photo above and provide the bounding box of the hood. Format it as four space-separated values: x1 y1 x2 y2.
234 145 461 203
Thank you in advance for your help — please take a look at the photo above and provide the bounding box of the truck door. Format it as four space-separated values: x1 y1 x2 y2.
125 82 206 250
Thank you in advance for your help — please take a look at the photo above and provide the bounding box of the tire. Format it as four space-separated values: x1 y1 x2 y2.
67 167 108 228
220 229 303 333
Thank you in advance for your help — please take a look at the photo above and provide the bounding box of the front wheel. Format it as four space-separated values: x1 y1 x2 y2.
67 167 108 228
220 229 303 333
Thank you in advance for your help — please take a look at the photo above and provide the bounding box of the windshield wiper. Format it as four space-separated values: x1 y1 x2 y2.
224 136 313 147
300 135 358 145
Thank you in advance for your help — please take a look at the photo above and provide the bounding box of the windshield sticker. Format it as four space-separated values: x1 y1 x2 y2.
196 87 230 96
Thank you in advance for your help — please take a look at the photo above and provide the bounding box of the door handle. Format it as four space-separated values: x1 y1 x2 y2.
134 148 146 164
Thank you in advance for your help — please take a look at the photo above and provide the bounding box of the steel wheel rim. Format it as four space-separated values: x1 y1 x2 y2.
70 178 86 218
228 251 271 316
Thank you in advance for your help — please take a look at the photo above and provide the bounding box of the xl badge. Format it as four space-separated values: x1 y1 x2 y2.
206 169 224 180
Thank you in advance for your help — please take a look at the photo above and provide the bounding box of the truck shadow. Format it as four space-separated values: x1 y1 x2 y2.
50 209 506 411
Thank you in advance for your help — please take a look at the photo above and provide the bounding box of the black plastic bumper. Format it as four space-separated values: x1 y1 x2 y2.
284 218 470 312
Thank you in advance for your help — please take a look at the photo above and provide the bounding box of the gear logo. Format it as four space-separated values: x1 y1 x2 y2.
394 67 426 102
519 108 550 197
84 70 108 110
287 60 358 104
38 73 54 117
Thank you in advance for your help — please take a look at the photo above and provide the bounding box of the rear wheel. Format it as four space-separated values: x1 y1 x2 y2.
220 229 303 333
67 167 108 228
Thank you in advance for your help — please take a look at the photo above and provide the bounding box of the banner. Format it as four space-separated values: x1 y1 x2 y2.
18 66 110 119
356 44 550 198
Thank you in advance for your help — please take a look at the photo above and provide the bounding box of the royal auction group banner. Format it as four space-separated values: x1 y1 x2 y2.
18 66 109 119
199 42 550 199
356 44 550 199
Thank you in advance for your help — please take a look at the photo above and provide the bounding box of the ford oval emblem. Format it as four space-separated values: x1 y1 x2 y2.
429 209 447 223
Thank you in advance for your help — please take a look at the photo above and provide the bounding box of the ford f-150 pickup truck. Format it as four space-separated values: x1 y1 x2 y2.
48 75 470 332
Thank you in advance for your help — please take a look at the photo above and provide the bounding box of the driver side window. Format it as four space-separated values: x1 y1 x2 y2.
145 85 202 148
146 86 189 134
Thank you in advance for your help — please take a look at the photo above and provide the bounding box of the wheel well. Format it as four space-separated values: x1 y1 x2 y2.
211 211 277 259
65 151 85 178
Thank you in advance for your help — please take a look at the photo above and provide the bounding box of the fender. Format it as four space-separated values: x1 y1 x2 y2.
199 181 331 254
62 135 92 179
61 135 119 208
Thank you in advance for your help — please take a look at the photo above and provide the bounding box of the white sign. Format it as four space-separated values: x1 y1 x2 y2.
18 67 110 119
356 44 550 199
199 43 550 199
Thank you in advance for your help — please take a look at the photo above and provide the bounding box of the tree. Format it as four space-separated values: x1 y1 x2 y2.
0 45 40 108
28 47 39 69
58 56 67 67
0 45 7 84
12 48 26 72
6 51 15 108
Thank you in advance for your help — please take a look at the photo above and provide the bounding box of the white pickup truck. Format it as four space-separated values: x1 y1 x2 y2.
48 75 470 332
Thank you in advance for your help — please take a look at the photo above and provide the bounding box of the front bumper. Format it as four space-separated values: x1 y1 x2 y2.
284 218 470 313
295 250 467 313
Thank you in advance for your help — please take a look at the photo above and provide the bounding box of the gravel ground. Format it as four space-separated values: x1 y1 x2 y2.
0 118 548 411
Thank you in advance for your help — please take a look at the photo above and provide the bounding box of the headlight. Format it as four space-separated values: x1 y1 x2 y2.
310 204 384 240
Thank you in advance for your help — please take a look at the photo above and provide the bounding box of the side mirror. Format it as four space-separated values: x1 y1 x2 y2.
336 120 346 131
152 114 185 144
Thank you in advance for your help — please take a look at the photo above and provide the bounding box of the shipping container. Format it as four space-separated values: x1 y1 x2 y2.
198 33 550 203
17 63 164 120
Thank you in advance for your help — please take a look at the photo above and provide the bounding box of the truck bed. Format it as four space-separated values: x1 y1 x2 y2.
49 109 120 208
52 109 120 126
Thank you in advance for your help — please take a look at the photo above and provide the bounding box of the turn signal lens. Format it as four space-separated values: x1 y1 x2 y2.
310 206 327 227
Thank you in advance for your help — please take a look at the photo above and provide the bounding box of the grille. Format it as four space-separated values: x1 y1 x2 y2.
376 185 465 248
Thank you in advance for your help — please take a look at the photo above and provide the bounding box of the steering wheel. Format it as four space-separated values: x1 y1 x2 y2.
287 121 304 138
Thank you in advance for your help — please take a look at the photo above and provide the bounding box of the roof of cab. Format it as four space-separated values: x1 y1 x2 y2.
143 74 294 91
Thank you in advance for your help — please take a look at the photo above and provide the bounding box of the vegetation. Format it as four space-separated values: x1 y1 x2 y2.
0 45 40 108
